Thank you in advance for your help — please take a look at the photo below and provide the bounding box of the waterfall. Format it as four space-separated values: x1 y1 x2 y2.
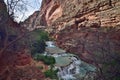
45 41 96 80
56 56 82 80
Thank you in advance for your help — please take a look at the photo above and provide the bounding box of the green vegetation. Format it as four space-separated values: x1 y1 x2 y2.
34 54 55 65
31 40 46 55
29 29 50 56
35 54 58 79
29 29 58 79
44 68 58 79
30 29 49 41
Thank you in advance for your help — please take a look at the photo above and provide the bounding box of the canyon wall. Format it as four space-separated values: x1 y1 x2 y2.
23 0 120 64
0 1 44 79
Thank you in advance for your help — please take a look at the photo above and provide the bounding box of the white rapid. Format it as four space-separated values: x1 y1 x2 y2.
46 41 56 47
45 41 96 80
57 56 81 80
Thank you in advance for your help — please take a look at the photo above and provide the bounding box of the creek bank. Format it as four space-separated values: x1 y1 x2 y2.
44 41 96 80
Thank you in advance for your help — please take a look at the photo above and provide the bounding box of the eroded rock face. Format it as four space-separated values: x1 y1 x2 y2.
22 0 63 30
23 0 120 64
40 0 120 27
56 27 120 64
37 0 120 64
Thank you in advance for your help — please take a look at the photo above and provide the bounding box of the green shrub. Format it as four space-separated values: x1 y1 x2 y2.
44 56 55 65
44 69 58 79
31 40 46 56
35 54 55 65
31 29 49 41
34 54 44 61
30 29 49 56
35 54 57 79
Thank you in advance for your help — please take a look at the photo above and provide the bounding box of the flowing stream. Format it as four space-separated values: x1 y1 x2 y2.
45 41 96 80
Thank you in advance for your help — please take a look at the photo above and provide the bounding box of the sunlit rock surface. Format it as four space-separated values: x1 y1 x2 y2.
23 0 120 64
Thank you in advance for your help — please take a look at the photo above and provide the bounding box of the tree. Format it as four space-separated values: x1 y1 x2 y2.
31 40 46 55
5 0 27 20
0 1 44 80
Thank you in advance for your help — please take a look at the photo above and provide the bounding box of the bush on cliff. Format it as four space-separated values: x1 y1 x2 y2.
29 29 49 56
31 40 46 56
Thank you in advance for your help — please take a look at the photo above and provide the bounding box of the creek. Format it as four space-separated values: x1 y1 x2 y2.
45 41 96 80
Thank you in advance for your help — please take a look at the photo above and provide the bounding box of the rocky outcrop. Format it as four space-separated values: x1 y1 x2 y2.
21 11 40 30
39 0 120 27
29 0 119 64
23 0 120 64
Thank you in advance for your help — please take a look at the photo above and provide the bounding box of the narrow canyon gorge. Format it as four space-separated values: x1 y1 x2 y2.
23 0 120 64
0 0 120 80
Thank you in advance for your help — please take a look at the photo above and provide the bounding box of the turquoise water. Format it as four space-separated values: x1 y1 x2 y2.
45 41 96 80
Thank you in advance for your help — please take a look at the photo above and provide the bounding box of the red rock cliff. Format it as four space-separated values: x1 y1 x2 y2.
0 1 45 79
24 0 120 64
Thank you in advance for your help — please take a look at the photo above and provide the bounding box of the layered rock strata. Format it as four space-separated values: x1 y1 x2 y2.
23 0 120 64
